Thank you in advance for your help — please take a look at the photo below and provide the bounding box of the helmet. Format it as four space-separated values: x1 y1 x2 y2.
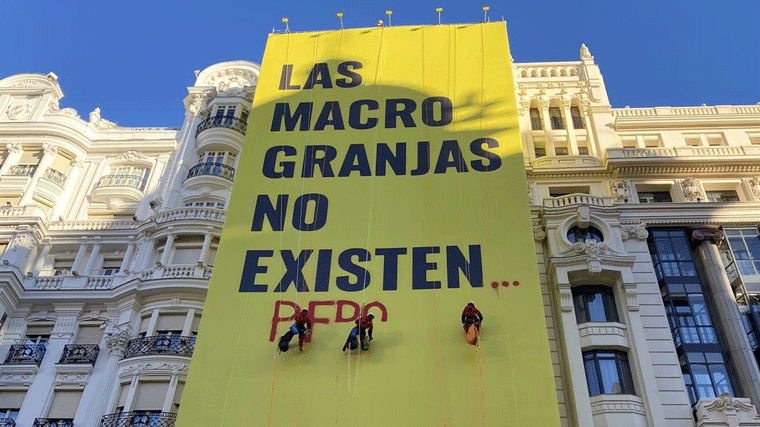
467 302 475 306
301 309 308 313
368 312 375 318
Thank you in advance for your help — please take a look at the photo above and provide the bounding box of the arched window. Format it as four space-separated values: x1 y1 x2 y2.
549 107 565 130
529 108 542 130
567 225 604 244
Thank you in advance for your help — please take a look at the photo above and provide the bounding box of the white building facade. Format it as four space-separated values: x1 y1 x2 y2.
0 46 758 427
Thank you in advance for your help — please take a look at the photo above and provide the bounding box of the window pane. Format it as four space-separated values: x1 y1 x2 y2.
746 236 760 260
709 364 733 395
597 357 622 394
584 357 601 396
691 364 716 400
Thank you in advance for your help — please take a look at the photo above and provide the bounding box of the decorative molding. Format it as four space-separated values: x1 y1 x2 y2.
104 320 131 357
5 142 22 154
42 143 58 155
695 393 759 426
119 360 190 377
621 223 648 241
54 364 94 387
679 178 705 202
116 151 147 162
623 283 639 311
747 176 760 201
0 365 39 386
590 395 646 416
88 107 118 130
558 287 573 312
691 227 725 246
609 179 631 204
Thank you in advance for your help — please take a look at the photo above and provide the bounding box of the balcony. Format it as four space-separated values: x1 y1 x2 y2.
94 174 145 191
196 116 247 137
41 168 67 187
4 344 46 366
100 412 176 427
58 344 100 366
0 419 15 427
91 175 145 207
123 335 195 359
33 420 73 427
185 162 235 182
7 165 37 177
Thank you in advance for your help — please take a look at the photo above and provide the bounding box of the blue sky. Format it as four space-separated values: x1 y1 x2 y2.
1 0 758 127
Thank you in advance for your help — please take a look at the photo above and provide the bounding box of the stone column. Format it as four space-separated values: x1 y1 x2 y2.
561 98 579 155
159 234 175 266
555 283 595 426
161 373 180 413
692 228 760 407
81 321 131 427
83 243 102 275
19 143 58 206
539 101 554 149
181 309 196 336
198 232 212 265
71 244 88 276
162 95 207 211
31 243 51 275
0 142 23 175
50 159 84 220
119 243 136 274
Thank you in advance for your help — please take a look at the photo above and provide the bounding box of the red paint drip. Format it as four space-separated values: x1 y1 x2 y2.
513 281 520 286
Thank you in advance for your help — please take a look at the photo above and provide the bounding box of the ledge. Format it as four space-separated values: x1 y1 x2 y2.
0 364 38 386
54 363 93 386
590 394 646 416
578 322 629 349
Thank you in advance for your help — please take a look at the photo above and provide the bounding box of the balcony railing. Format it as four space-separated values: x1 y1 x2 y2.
7 165 37 176
185 162 235 182
42 168 67 187
33 419 73 427
4 344 46 366
0 419 16 427
94 175 145 191
58 344 100 366
123 335 195 359
195 116 247 137
100 412 176 427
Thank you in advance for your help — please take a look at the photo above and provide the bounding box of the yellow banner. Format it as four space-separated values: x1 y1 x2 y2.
177 22 560 427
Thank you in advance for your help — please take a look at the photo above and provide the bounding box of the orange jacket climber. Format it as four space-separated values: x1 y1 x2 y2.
461 302 483 331
294 309 312 351
356 313 374 340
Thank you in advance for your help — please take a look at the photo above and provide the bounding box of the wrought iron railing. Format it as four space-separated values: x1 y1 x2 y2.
195 116 247 137
42 168 67 186
7 165 37 176
0 419 16 427
94 175 145 191
185 162 235 182
33 419 73 427
100 412 176 427
123 335 195 359
58 344 100 365
4 344 46 366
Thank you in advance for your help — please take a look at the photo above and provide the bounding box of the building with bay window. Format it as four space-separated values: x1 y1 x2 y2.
0 44 758 427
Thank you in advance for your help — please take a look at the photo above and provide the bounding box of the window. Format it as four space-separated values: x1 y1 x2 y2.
47 389 83 420
529 108 542 130
198 151 236 167
577 145 589 155
53 258 74 276
567 226 604 244
570 106 584 129
621 136 638 148
684 135 702 147
240 108 249 124
643 135 661 147
534 147 546 158
724 229 760 280
706 190 739 203
749 134 760 145
104 166 150 191
554 145 569 156
0 408 19 420
549 107 565 130
707 135 724 146
185 201 225 209
682 352 734 404
583 351 635 396
573 286 619 324
0 392 24 420
637 191 672 203
100 258 121 276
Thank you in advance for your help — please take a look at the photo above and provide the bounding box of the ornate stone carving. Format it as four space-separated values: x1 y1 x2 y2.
621 223 648 241
116 151 147 162
680 178 705 202
88 107 117 129
527 183 534 205
42 143 58 155
9 80 46 88
747 176 760 201
691 228 725 246
559 287 573 312
5 142 22 154
563 240 611 273
104 320 131 356
702 393 755 413
609 179 630 204
623 283 639 311
70 158 85 169
6 101 33 121
580 44 592 60
119 361 190 377
533 224 546 241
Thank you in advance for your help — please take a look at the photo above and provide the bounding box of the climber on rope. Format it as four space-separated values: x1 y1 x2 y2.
294 309 312 351
342 324 360 352
356 312 374 351
278 324 299 353
462 302 483 345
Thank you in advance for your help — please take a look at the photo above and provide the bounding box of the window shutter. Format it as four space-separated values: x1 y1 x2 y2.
117 383 130 408
139 316 151 334
156 315 186 332
18 150 39 165
75 325 104 344
191 315 201 333
47 390 83 418
171 248 201 265
134 382 169 410
26 324 54 335
50 154 71 174
0 391 27 408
